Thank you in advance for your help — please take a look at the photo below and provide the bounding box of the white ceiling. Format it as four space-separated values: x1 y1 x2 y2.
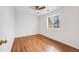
15 6 61 16
30 6 61 16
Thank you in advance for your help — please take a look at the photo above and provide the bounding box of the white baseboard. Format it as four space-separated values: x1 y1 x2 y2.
15 33 39 38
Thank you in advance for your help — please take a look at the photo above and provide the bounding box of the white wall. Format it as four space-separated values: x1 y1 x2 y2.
0 7 15 52
15 7 39 37
39 7 79 49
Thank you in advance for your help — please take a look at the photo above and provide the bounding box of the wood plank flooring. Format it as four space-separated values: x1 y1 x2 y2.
11 34 79 52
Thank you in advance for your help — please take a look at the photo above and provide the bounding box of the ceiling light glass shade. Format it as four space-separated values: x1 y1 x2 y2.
36 10 39 13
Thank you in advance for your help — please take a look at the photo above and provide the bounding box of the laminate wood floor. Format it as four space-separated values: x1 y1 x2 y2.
11 34 79 52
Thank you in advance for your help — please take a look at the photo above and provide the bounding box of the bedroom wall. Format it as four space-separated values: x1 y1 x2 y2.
0 7 15 52
39 7 79 49
15 7 39 37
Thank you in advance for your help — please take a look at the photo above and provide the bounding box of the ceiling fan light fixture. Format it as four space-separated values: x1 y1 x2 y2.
36 10 39 13
30 6 46 14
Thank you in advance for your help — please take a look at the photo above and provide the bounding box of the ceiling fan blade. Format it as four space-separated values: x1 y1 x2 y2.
35 6 39 10
35 6 46 10
38 6 46 10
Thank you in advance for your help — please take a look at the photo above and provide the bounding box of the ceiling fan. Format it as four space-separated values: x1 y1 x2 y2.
30 6 46 13
35 6 46 10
